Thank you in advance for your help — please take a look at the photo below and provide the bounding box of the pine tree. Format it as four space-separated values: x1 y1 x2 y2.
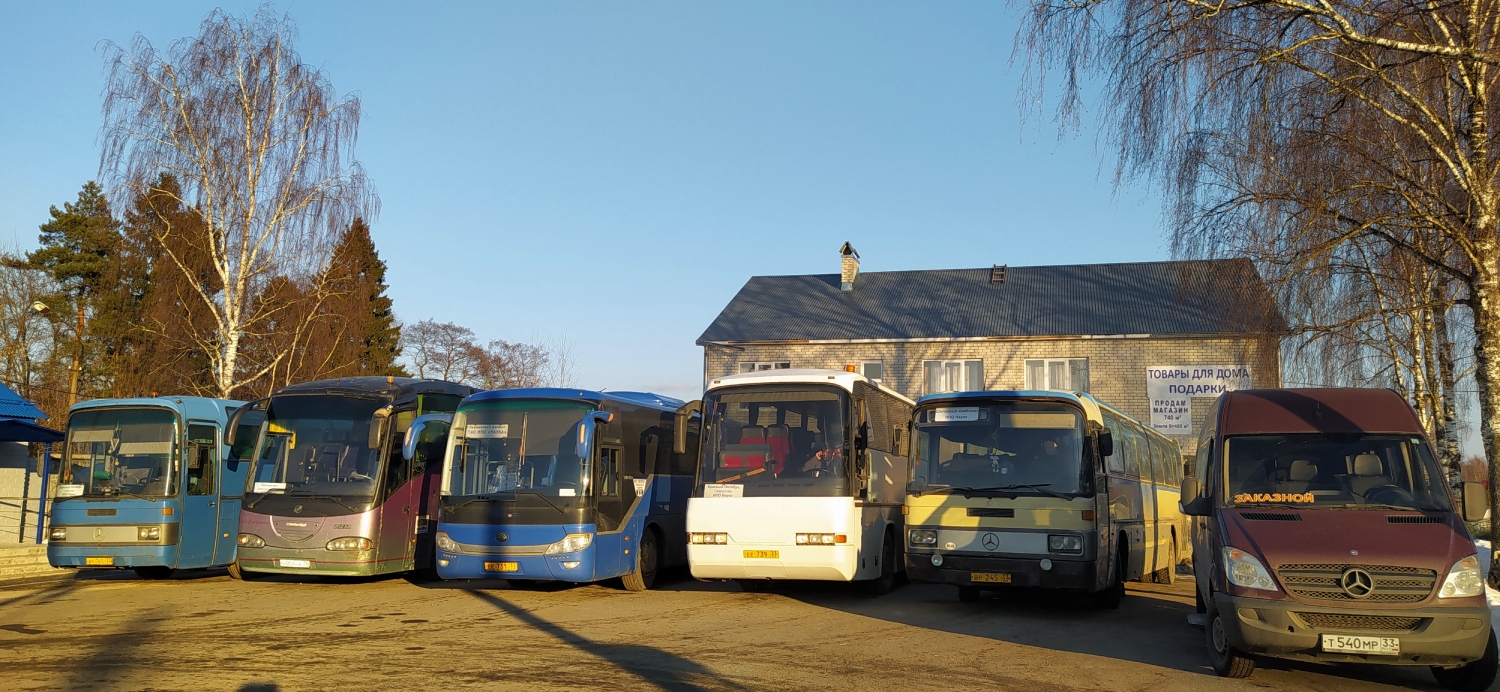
27 181 122 403
320 218 406 378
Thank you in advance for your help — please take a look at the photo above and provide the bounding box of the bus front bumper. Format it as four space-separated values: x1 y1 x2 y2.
236 546 386 577
1214 591 1491 666
48 545 176 568
688 544 859 582
436 550 597 582
905 552 1098 591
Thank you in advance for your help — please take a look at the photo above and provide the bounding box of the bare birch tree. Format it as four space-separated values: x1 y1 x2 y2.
1020 0 1500 579
98 6 373 398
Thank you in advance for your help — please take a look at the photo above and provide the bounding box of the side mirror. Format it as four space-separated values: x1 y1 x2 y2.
1097 430 1114 458
674 400 701 455
402 414 454 462
1180 477 1210 516
1462 481 1488 524
575 410 615 461
225 399 269 448
369 407 392 450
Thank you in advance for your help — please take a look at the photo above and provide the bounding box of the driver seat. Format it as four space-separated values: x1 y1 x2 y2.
1349 453 1386 496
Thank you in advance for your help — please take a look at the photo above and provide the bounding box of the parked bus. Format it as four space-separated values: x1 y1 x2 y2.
904 390 1183 607
686 369 914 593
229 377 475 579
47 396 248 579
414 388 699 590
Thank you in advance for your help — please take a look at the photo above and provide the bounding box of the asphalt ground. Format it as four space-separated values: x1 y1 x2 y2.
0 569 1485 691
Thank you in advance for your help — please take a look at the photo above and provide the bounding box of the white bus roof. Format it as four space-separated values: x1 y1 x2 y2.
705 368 915 405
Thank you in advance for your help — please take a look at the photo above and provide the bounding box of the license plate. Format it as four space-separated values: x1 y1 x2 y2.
484 561 520 572
1322 634 1400 655
278 559 311 569
971 572 1011 583
85 556 113 566
743 550 780 559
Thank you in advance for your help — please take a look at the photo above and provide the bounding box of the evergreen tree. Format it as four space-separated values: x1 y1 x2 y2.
26 181 122 402
331 218 407 377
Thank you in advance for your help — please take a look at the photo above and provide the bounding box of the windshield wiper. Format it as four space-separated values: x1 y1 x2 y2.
517 491 562 512
446 495 501 510
989 483 1071 500
285 494 362 514
927 484 1071 500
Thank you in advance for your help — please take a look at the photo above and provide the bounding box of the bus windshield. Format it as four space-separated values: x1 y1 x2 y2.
698 385 850 498
912 402 1087 496
1225 434 1453 511
245 395 384 505
444 400 595 497
61 407 177 499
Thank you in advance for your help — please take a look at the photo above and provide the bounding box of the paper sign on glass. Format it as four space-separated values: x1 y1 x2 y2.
704 483 744 498
466 424 509 438
252 482 287 494
934 407 981 422
56 484 84 498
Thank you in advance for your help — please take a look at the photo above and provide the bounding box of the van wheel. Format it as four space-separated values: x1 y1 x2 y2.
622 529 659 592
1433 631 1498 691
134 566 174 580
958 586 982 603
1206 599 1257 678
862 532 898 596
1093 546 1126 609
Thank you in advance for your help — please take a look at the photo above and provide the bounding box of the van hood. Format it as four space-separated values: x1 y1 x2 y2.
1224 507 1472 579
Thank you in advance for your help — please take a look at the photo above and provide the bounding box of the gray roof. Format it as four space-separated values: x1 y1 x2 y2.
0 383 46 421
698 259 1282 343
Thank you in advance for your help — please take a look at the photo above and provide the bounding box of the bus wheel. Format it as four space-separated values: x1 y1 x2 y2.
227 562 263 581
1205 599 1256 678
1433 631 1498 691
134 566 174 580
862 532 898 596
622 529 659 592
1153 538 1178 585
958 586 982 603
1093 547 1126 609
737 580 770 593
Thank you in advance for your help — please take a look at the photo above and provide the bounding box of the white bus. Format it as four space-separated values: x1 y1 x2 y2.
684 369 915 593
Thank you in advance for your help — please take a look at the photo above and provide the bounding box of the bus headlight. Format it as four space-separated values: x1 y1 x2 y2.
326 537 373 551
237 533 265 548
49 527 66 541
1047 534 1083 554
434 532 458 553
796 533 841 545
546 533 593 554
1440 555 1484 598
1223 547 1279 592
909 529 938 547
688 532 728 544
137 526 161 541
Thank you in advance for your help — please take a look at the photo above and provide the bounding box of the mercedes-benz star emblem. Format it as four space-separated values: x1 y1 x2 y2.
496 532 509 543
292 504 303 514
94 528 105 541
1340 567 1375 598
981 533 1000 551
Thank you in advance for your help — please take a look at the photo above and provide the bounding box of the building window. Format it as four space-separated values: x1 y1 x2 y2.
739 361 790 373
1024 358 1089 392
861 361 884 382
923 360 983 394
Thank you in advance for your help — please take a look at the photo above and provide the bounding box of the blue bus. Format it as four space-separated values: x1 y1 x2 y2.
408 388 700 590
47 396 250 579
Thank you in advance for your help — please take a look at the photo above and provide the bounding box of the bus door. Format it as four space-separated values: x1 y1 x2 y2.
592 443 626 576
378 410 418 571
1123 425 1152 579
180 422 221 567
219 411 259 565
408 417 450 571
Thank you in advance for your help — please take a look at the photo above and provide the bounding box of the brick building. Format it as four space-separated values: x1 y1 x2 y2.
697 244 1283 455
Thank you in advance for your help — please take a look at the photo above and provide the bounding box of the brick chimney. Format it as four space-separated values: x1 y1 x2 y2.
839 242 859 291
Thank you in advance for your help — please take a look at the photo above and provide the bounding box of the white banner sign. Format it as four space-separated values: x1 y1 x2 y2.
1145 366 1252 434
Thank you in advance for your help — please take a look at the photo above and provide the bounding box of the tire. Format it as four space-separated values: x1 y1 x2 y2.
1153 538 1178 585
958 586 982 603
228 561 264 581
1205 598 1257 678
861 532 898 596
1433 632 1499 691
134 566 174 580
621 529 659 592
1093 546 1126 609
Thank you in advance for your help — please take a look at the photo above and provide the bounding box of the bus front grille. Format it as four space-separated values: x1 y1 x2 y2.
1277 564 1436 603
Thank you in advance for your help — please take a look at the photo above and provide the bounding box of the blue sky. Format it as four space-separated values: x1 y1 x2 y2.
0 1 1168 402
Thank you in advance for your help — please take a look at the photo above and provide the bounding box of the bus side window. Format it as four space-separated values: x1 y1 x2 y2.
187 424 218 496
1120 425 1141 477
1150 436 1166 483
1103 415 1126 475
598 448 620 496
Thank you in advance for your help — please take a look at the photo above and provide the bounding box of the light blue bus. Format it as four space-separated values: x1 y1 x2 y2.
408 388 700 590
47 396 251 579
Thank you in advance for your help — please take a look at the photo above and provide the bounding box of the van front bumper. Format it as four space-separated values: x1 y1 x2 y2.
906 552 1098 591
1215 591 1492 666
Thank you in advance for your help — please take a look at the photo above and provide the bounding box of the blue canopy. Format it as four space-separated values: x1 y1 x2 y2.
0 382 46 422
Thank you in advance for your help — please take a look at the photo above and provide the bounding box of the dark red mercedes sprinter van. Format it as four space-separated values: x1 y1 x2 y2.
1182 388 1493 689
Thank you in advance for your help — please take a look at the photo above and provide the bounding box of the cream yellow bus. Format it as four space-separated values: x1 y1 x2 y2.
904 390 1182 607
